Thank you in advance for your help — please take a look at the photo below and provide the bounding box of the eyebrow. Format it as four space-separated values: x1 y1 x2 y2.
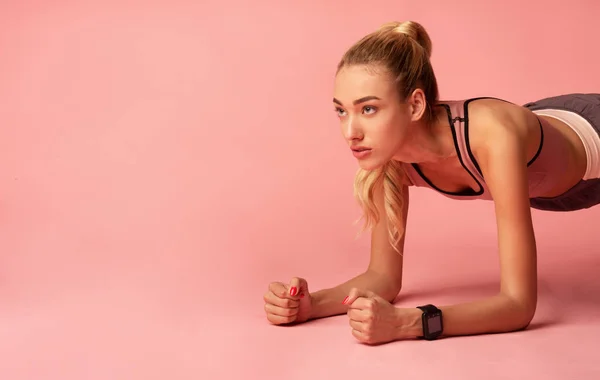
332 96 381 106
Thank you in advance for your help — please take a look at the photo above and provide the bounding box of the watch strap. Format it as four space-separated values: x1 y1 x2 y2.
417 304 440 314
416 304 443 340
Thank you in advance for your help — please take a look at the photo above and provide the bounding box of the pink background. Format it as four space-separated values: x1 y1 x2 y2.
1 0 599 378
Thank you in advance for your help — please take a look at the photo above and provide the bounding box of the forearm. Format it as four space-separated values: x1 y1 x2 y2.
406 293 536 339
309 270 400 320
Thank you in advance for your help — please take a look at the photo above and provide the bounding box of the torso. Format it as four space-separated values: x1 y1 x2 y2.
536 114 587 196
410 98 587 198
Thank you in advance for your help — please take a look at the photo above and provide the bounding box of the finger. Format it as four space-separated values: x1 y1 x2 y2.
351 328 370 344
347 297 375 311
347 308 371 322
343 287 376 305
266 312 297 325
263 291 300 308
268 282 297 300
264 302 299 318
288 277 308 298
348 318 366 332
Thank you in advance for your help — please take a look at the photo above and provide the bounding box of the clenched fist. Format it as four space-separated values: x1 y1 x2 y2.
264 277 312 325
344 287 411 345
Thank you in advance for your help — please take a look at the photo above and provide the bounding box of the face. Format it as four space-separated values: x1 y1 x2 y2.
332 64 426 170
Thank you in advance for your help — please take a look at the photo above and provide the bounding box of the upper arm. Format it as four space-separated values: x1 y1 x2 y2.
366 177 409 293
474 109 538 313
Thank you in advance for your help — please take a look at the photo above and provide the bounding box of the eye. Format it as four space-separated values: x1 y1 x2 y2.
363 106 377 114
335 107 346 117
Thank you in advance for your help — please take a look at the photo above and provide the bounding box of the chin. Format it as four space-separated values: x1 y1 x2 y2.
357 158 386 171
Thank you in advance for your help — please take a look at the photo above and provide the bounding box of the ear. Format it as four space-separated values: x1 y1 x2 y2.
407 88 427 122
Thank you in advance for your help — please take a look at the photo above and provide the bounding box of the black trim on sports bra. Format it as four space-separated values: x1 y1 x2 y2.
527 117 545 166
411 103 484 196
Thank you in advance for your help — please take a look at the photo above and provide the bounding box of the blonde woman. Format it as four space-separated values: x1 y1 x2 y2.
263 21 600 344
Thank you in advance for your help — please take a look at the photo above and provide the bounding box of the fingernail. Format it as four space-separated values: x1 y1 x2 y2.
300 293 305 298
290 287 297 296
342 296 349 304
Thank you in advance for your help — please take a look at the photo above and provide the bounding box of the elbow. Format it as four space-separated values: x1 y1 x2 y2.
513 308 535 331
520 306 536 330
499 291 537 332
508 297 537 331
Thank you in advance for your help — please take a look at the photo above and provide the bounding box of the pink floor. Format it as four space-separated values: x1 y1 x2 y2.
1 191 598 379
1 1 599 379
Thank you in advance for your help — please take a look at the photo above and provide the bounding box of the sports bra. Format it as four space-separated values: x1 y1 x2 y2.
401 97 572 200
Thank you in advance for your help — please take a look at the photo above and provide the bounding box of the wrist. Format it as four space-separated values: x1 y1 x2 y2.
394 307 423 340
306 289 340 320
306 291 318 321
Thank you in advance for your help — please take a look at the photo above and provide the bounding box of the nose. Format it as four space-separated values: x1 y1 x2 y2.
342 116 363 142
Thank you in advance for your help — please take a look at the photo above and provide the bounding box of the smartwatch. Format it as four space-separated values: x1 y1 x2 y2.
417 304 443 340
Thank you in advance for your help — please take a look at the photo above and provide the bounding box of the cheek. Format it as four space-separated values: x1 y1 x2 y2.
379 120 404 142
376 122 407 154
385 114 408 138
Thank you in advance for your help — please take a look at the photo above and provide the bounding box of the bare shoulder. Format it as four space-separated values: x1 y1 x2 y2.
466 98 539 155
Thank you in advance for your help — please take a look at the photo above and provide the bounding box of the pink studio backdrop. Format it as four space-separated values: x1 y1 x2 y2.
1 0 599 379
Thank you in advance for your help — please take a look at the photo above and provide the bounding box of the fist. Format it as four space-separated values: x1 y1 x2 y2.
344 287 401 345
263 277 312 325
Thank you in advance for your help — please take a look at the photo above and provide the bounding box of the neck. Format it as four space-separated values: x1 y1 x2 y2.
393 107 454 164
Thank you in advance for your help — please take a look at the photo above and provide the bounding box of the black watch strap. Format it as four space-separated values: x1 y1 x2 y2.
417 304 443 340
417 304 440 314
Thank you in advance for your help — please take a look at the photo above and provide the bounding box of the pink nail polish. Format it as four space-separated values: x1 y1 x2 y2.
300 293 305 298
342 296 349 304
290 287 297 296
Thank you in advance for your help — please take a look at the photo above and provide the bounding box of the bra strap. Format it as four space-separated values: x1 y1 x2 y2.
449 101 486 184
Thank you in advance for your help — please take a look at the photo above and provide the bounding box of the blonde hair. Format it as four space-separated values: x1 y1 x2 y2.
337 21 439 252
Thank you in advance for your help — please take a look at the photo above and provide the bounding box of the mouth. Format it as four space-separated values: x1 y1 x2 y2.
351 147 372 159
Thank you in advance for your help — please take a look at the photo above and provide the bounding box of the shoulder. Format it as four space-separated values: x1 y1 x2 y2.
466 98 534 153
465 100 535 205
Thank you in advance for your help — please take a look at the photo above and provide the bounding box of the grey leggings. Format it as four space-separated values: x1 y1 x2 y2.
523 93 600 212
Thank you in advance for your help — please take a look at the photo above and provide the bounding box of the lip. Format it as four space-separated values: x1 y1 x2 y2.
351 147 372 159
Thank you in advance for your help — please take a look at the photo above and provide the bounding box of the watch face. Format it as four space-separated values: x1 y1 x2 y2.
427 314 442 333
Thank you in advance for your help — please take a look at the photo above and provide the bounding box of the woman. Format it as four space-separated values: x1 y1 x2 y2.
262 20 600 344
